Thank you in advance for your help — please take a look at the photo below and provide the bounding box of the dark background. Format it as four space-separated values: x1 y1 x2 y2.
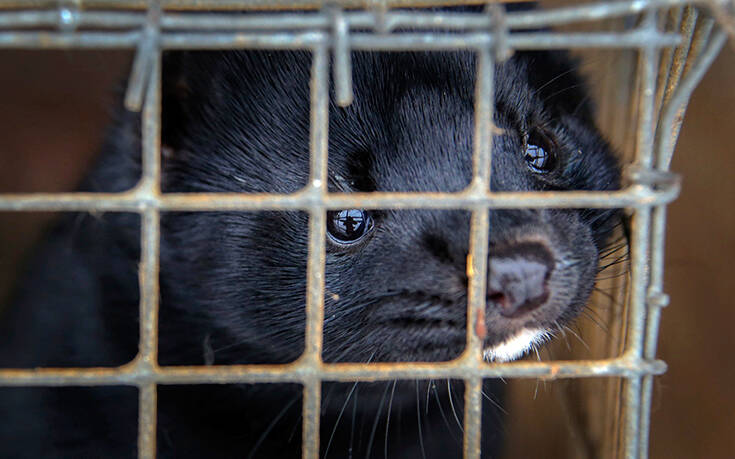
0 41 733 459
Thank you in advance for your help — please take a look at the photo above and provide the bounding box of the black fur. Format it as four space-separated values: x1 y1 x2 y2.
0 39 620 458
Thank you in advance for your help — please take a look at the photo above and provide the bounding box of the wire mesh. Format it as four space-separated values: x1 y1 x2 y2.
0 1 730 458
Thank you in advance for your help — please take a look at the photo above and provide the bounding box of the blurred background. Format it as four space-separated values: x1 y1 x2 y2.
0 15 733 459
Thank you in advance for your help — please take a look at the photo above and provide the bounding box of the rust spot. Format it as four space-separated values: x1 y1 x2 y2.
546 364 560 380
475 306 487 341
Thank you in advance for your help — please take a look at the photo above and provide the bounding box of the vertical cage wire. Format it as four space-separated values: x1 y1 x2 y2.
0 1 730 458
301 40 330 459
621 9 659 458
462 27 495 459
136 20 162 458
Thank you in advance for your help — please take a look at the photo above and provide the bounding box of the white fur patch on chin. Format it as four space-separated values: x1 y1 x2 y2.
483 328 552 362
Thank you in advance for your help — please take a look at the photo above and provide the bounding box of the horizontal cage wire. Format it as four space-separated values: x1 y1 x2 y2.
0 1 731 459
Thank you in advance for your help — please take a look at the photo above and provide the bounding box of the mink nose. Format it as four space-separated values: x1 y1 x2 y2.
486 243 554 318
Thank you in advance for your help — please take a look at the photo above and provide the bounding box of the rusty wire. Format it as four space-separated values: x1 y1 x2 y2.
0 1 730 458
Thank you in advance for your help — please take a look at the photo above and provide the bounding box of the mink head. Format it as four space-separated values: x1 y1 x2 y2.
155 50 620 365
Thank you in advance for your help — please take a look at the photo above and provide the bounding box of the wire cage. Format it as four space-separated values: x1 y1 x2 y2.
0 0 732 458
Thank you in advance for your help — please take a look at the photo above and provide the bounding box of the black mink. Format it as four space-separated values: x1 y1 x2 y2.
0 27 620 459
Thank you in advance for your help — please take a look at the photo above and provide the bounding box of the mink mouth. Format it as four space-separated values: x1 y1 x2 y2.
367 291 464 329
361 290 562 362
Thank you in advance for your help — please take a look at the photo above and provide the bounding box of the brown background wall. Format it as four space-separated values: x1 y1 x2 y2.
0 35 733 459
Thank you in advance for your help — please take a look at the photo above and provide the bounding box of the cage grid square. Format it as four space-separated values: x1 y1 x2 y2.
0 1 729 458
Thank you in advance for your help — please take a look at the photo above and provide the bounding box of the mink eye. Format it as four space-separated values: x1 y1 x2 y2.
327 210 374 244
524 131 556 174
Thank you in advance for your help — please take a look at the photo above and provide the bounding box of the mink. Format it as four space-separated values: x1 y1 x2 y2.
0 27 620 459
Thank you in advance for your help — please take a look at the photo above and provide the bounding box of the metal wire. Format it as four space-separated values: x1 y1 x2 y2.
0 1 729 458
